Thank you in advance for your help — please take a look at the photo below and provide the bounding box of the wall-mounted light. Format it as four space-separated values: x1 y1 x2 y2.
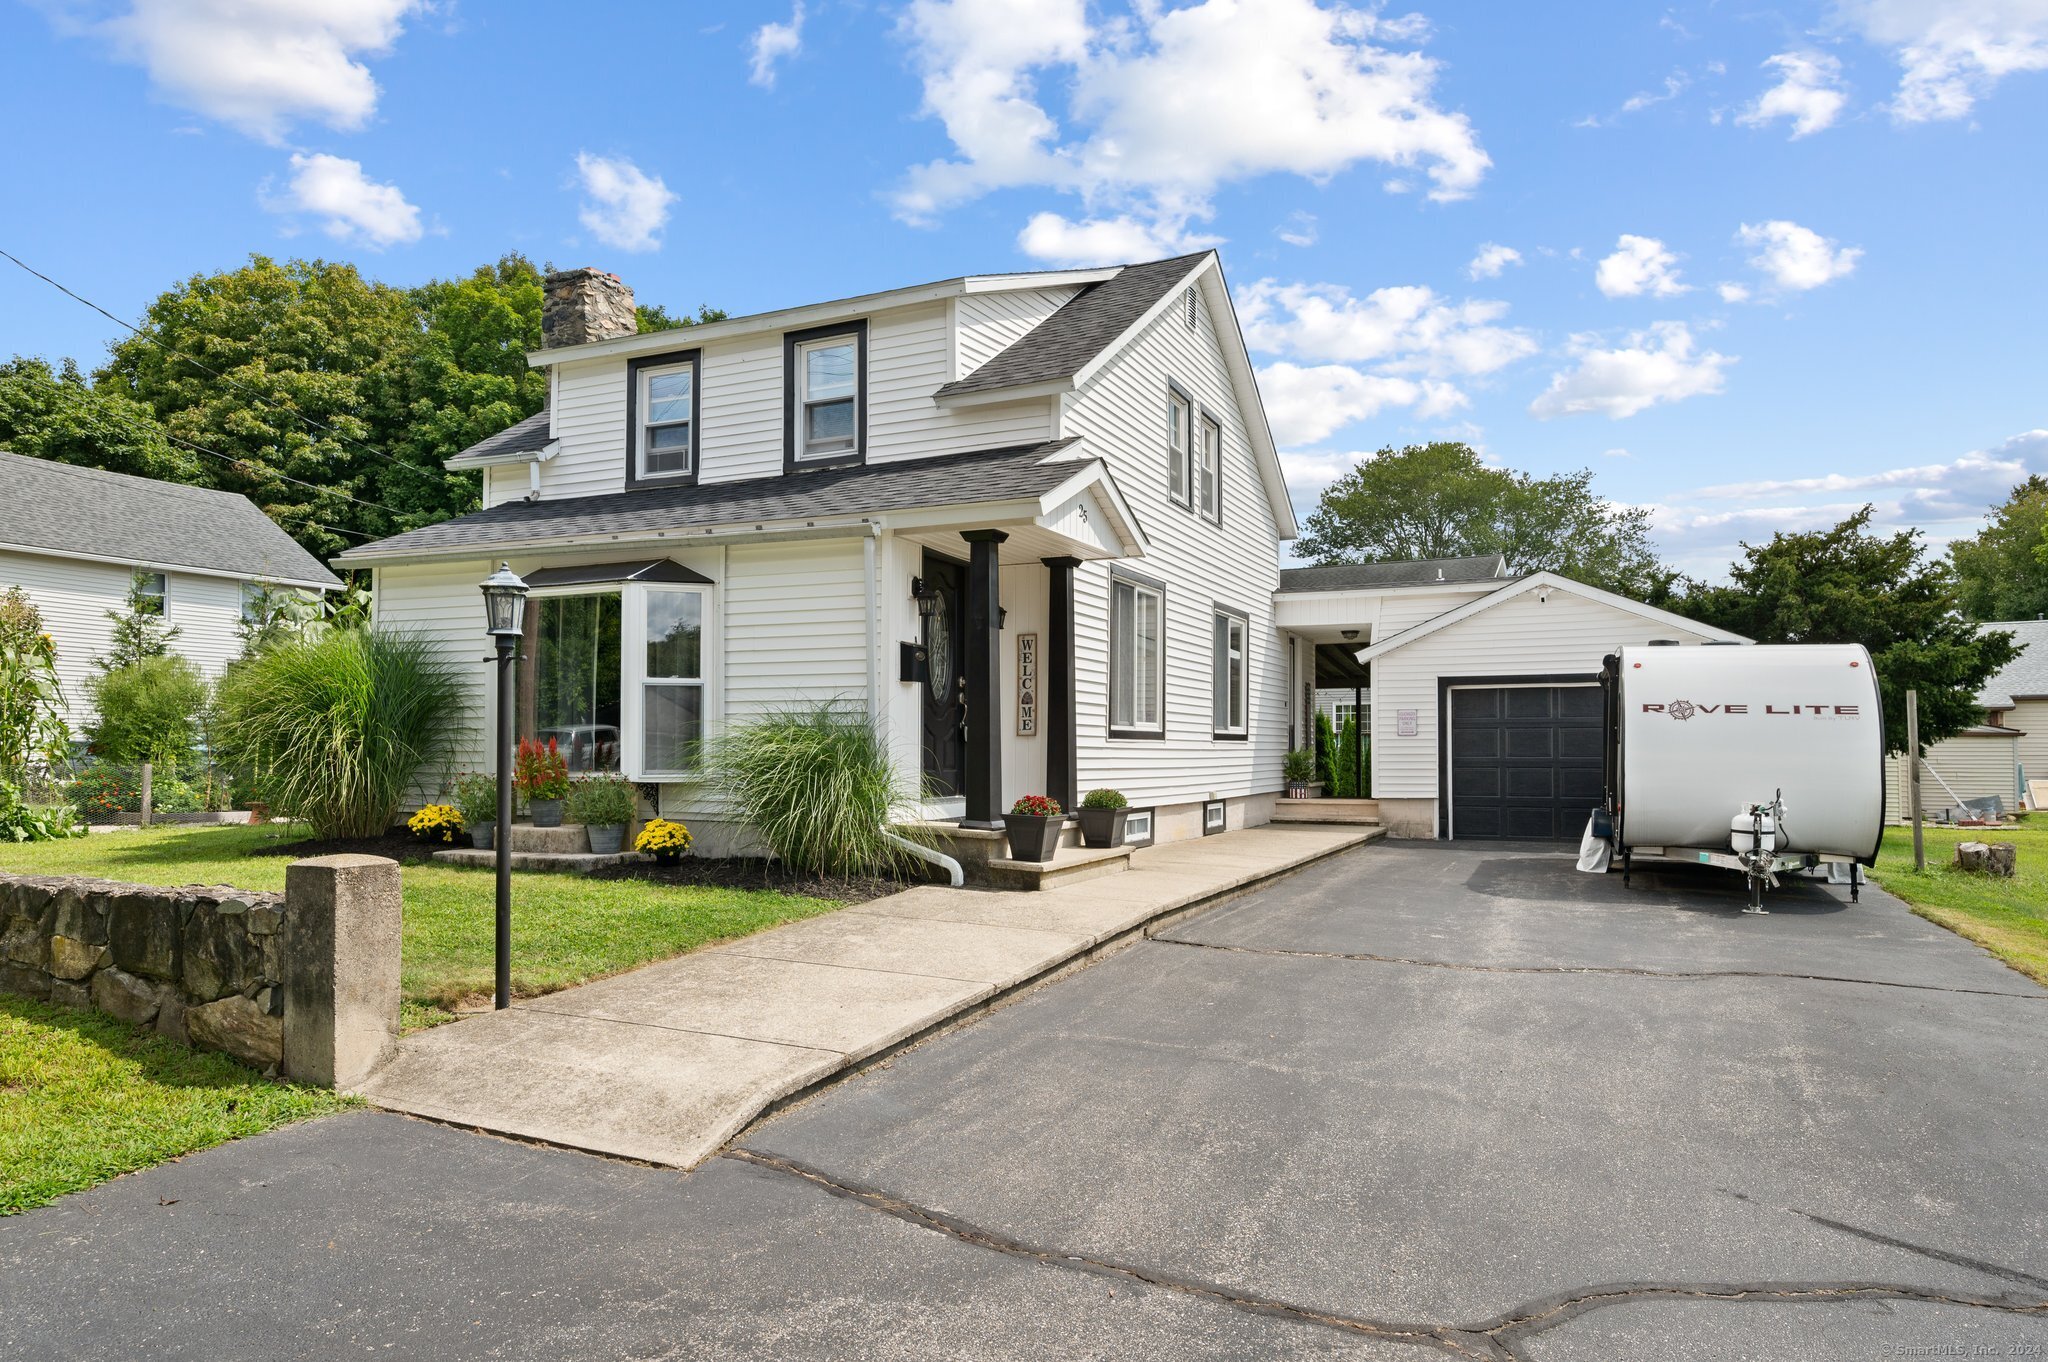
1340 629 1359 641
910 575 939 621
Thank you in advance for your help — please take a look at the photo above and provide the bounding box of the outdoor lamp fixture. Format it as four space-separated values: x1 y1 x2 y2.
1341 629 1359 641
911 576 940 621
479 562 528 1011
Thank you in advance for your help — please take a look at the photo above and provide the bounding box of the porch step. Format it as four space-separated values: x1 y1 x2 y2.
504 822 598 854
434 848 644 873
1270 798 1382 826
982 843 1134 891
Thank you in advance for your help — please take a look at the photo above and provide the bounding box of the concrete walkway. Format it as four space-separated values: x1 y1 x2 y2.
356 823 1377 1166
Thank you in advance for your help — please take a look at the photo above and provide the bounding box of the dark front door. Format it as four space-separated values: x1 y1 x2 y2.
920 553 968 798
1449 684 1604 840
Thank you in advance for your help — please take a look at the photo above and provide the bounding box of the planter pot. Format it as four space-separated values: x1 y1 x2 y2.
1003 813 1064 863
246 801 270 826
587 823 626 855
1289 782 1326 800
1077 806 1128 849
470 824 493 851
529 798 565 828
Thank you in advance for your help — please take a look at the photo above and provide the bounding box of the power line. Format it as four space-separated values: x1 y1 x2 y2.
0 246 467 482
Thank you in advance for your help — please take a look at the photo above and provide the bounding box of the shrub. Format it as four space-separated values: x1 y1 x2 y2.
85 655 208 775
447 772 498 829
94 570 181 673
1283 749 1315 783
513 738 570 802
1313 712 1337 791
634 816 693 860
1079 788 1127 810
0 780 83 842
567 775 637 827
1329 715 1368 799
211 629 469 839
1010 794 1062 817
62 765 201 818
407 803 465 844
712 701 930 878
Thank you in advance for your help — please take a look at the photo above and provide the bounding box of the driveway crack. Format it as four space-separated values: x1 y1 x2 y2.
1155 937 2047 999
726 1149 2047 1358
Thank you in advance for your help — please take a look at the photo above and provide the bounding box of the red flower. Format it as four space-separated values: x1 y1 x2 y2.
1008 794 1063 817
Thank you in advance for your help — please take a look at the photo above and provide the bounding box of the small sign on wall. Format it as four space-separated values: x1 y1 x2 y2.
1016 632 1039 736
1396 709 1419 737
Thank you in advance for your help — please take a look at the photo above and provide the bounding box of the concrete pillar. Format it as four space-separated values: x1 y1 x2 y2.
960 529 1008 828
1042 556 1079 813
283 855 402 1088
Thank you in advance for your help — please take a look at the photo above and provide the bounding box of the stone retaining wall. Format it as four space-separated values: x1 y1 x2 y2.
0 855 401 1087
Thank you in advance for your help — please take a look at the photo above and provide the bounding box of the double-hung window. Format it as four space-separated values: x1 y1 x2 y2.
1110 575 1165 738
635 587 706 777
1167 387 1192 507
133 571 167 617
786 321 866 468
1212 609 1248 738
1198 413 1222 522
628 350 700 487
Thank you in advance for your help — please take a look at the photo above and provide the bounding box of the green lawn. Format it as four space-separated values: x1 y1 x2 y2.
1 995 354 1214
0 824 845 1021
1871 822 2048 986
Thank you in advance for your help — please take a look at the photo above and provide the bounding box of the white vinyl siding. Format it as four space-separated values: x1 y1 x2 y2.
954 286 1081 378
1367 587 1722 803
1059 267 1288 810
1888 733 2022 813
2012 698 2048 797
371 558 494 797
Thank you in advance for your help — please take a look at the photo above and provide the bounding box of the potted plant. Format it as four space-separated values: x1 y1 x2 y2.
1004 793 1065 863
1077 787 1129 848
406 802 465 845
513 737 570 827
1283 749 1322 799
568 775 638 854
634 816 693 865
449 772 497 849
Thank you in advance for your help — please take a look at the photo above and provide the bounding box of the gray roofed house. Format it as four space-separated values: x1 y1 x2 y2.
1977 618 2048 705
1276 554 1513 593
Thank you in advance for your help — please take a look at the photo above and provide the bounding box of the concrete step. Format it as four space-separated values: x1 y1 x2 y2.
435 848 644 873
1270 798 1382 826
506 823 598 854
982 843 1134 891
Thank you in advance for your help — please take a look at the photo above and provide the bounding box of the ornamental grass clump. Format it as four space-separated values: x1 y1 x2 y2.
712 701 930 878
211 628 467 840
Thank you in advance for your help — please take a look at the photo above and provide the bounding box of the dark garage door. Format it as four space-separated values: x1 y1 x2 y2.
1449 685 1605 840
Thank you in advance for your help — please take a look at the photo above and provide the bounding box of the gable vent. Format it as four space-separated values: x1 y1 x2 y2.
1184 285 1197 330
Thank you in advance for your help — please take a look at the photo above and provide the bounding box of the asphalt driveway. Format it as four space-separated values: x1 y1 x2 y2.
4 841 2044 1360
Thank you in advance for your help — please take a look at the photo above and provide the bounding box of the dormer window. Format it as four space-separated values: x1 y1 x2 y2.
785 320 868 470
627 349 700 489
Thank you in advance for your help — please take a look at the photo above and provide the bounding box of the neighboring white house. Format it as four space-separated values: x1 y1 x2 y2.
0 451 342 729
1884 618 2046 814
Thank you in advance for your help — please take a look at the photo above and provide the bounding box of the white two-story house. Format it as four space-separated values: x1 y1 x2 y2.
338 254 1299 850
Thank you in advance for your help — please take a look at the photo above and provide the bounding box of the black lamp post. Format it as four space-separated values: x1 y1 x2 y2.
480 562 528 1011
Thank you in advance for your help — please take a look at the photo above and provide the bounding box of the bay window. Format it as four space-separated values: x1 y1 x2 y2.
1110 575 1165 739
635 587 705 776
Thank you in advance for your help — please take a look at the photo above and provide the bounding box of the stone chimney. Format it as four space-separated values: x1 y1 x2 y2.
542 267 637 348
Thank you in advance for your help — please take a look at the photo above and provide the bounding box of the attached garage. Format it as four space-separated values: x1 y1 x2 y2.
1274 563 1747 841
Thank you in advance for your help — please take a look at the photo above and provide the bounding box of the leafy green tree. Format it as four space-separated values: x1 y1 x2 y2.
1671 507 2017 754
636 302 729 333
1299 442 1670 597
1949 476 2048 623
95 571 181 673
0 357 197 481
84 655 208 775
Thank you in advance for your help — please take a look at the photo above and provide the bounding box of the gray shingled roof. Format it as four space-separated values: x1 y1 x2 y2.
338 439 1086 561
0 451 341 588
448 410 551 465
934 253 1212 399
1276 554 1512 593
1979 618 2048 704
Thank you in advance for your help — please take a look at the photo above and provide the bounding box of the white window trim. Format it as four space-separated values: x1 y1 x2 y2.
525 582 720 783
1198 413 1223 523
1212 609 1248 737
795 334 861 463
1110 576 1166 738
1167 388 1192 508
636 359 697 480
622 582 718 782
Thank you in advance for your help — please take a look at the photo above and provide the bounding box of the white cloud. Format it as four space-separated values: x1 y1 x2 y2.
1468 242 1522 280
1015 210 1221 266
1258 362 1465 445
1594 234 1690 298
73 0 421 143
895 0 1490 249
1277 211 1319 247
574 152 678 253
1238 279 1539 377
1279 448 1378 502
748 2 804 87
1737 51 1850 137
1737 219 1862 290
1717 281 1752 303
1622 70 1690 113
1836 0 2048 122
1529 321 1733 420
265 152 420 247
1647 428 2048 573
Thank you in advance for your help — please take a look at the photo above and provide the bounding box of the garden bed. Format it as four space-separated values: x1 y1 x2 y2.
585 855 925 906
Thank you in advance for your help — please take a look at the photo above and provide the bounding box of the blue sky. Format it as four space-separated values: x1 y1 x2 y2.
3 0 2044 576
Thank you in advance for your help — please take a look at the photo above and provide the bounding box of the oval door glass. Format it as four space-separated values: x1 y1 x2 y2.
926 595 951 700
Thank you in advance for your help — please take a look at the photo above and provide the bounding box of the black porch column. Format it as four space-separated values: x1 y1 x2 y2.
960 529 1009 828
1042 556 1079 812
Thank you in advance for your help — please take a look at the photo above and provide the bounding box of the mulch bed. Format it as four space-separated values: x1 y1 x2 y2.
584 857 924 905
250 831 449 865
